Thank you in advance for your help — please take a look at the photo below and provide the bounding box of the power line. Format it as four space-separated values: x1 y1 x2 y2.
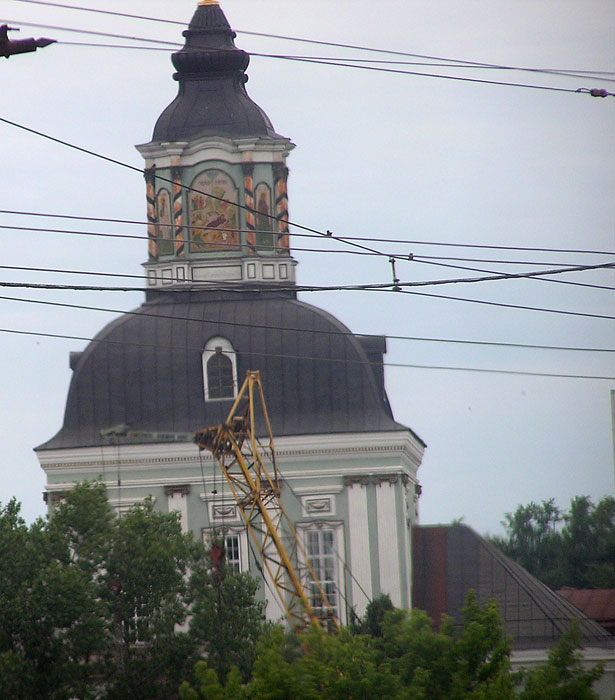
2 222 613 282
1 326 612 381
413 258 614 292
2 209 613 257
10 0 615 82
5 18 613 95
0 116 386 259
1 261 613 304
1 293 613 351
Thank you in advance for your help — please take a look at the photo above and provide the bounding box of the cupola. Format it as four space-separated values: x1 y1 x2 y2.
136 0 296 291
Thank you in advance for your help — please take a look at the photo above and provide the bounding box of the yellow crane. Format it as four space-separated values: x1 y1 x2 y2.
194 370 340 633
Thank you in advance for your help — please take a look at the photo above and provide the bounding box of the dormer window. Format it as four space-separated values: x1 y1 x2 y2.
203 337 237 401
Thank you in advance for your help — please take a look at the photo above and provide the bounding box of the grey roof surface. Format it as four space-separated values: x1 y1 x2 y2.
413 525 614 650
149 3 283 143
38 290 414 451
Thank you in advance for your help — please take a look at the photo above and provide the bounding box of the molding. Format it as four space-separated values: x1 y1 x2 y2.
164 484 191 496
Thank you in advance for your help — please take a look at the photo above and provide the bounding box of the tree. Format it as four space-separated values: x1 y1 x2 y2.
0 482 271 699
0 494 108 700
188 558 267 683
518 621 603 700
490 496 615 589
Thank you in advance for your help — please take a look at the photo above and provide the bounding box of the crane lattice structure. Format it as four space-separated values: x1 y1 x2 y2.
194 370 340 633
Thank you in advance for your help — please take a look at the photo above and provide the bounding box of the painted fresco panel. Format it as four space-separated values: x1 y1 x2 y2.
156 188 173 256
189 170 239 252
254 182 274 248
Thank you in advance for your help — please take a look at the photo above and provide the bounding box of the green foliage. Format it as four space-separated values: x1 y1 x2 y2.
184 593 605 700
490 495 615 589
0 483 266 700
189 559 267 683
518 621 604 700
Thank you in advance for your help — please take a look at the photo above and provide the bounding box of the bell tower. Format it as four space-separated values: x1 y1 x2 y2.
136 0 296 290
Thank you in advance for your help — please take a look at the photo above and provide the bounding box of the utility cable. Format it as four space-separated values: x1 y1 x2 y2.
2 209 613 257
255 53 614 97
1 262 613 311
0 294 611 353
10 1 615 82
413 258 614 292
0 116 387 259
1 326 612 381
5 260 611 292
5 19 607 96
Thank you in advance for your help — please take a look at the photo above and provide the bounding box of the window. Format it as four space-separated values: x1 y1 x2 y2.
305 528 339 620
224 534 241 574
208 352 233 399
202 336 237 401
202 528 247 574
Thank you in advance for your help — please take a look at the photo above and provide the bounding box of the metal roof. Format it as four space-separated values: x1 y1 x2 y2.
557 588 615 633
149 3 283 143
38 290 417 451
413 525 615 650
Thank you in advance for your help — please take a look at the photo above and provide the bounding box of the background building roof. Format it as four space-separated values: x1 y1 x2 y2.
413 524 615 650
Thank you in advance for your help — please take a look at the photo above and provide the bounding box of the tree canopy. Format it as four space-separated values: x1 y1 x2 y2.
0 485 607 699
180 594 604 700
0 483 266 700
489 495 615 589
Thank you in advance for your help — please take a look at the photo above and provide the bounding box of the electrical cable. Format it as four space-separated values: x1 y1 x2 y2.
1 326 613 381
412 258 614 292
1 262 613 317
10 0 615 82
1 293 613 351
0 116 387 259
2 260 613 292
5 18 606 95
252 53 614 96
2 209 613 257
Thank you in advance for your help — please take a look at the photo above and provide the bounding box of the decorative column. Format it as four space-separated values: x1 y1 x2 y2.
242 162 257 253
273 163 290 253
374 475 402 606
144 167 158 259
165 484 190 533
171 165 185 257
343 476 372 616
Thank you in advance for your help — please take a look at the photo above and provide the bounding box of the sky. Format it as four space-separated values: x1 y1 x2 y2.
1 0 613 535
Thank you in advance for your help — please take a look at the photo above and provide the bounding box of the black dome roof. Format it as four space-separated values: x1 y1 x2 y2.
150 3 282 143
38 291 412 450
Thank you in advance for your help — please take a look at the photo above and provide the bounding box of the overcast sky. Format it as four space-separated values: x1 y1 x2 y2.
1 0 613 534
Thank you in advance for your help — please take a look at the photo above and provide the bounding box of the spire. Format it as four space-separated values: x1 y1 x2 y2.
151 2 280 143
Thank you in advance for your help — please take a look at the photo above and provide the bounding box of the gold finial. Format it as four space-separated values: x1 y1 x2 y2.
198 0 220 5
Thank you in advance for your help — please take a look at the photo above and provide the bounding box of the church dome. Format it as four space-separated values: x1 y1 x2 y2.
38 290 411 450
150 1 281 143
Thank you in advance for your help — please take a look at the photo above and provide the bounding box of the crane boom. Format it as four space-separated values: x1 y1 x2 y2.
194 370 340 633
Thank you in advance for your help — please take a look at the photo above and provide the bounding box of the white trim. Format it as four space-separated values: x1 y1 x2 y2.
376 480 402 606
202 336 238 402
296 520 346 625
346 483 372 616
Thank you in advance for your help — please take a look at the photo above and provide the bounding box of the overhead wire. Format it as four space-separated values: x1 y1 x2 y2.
1 260 614 306
9 0 615 82
3 18 613 95
0 293 613 353
412 258 614 292
1 208 613 256
0 116 386 259
1 326 612 381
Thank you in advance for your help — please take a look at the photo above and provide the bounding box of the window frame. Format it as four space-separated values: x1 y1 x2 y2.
202 336 238 402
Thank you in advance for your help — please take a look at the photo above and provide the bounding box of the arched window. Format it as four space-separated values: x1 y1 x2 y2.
202 337 237 401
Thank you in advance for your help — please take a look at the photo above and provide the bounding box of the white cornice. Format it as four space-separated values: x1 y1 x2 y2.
136 135 295 169
38 430 424 474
